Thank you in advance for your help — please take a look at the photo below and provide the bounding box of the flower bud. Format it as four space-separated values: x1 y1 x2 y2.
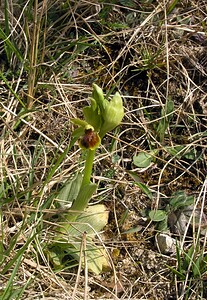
100 91 124 137
92 84 107 113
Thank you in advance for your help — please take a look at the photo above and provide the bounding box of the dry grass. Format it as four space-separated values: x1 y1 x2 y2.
0 0 207 299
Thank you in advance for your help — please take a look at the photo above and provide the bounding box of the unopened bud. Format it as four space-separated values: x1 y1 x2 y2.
100 92 124 137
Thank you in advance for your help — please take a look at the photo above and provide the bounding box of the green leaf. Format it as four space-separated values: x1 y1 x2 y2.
149 210 167 222
49 204 110 274
57 173 83 207
70 204 110 274
165 145 185 158
157 98 174 142
121 226 142 234
165 145 196 160
135 182 153 200
120 0 136 8
174 240 186 279
0 27 23 63
67 242 109 275
55 183 97 229
68 204 109 237
164 98 174 117
112 154 120 163
183 245 194 270
166 0 179 15
127 171 153 199
0 72 26 108
118 209 129 226
170 191 194 210
157 218 168 231
193 255 202 278
133 152 154 168
167 265 186 280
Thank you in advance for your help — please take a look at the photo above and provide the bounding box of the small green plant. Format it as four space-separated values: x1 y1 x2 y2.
168 242 207 299
148 190 195 232
47 83 124 274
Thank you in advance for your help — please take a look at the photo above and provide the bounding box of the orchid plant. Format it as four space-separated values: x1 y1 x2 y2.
48 84 124 274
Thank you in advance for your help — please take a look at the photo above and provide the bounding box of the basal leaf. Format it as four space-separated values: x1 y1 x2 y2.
133 152 152 168
170 191 194 210
127 171 153 199
68 204 109 237
57 173 83 207
149 210 167 222
135 182 153 200
50 204 110 274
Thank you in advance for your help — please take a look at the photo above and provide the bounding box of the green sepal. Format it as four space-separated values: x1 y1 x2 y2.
92 83 107 113
99 91 124 137
83 102 101 131
71 118 89 128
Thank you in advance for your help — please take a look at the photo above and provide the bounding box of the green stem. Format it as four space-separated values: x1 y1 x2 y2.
56 149 96 229
82 149 96 186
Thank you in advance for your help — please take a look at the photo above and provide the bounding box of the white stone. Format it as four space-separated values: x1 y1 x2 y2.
156 233 176 254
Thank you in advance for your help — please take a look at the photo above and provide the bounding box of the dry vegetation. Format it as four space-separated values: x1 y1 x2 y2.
0 0 207 299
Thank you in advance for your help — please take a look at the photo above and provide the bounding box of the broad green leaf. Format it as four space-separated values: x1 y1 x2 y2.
70 183 97 214
157 218 168 231
67 204 110 274
67 242 109 275
55 183 97 231
166 145 196 160
170 191 194 210
68 204 109 237
133 152 153 168
50 204 110 274
57 173 83 207
149 210 167 222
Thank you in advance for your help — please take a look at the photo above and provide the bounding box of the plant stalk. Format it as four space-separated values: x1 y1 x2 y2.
56 149 96 229
81 149 96 186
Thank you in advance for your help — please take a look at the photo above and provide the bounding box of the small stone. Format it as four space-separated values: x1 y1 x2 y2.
156 233 176 254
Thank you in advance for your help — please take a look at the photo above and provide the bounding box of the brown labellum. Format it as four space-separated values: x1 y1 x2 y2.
80 128 100 150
